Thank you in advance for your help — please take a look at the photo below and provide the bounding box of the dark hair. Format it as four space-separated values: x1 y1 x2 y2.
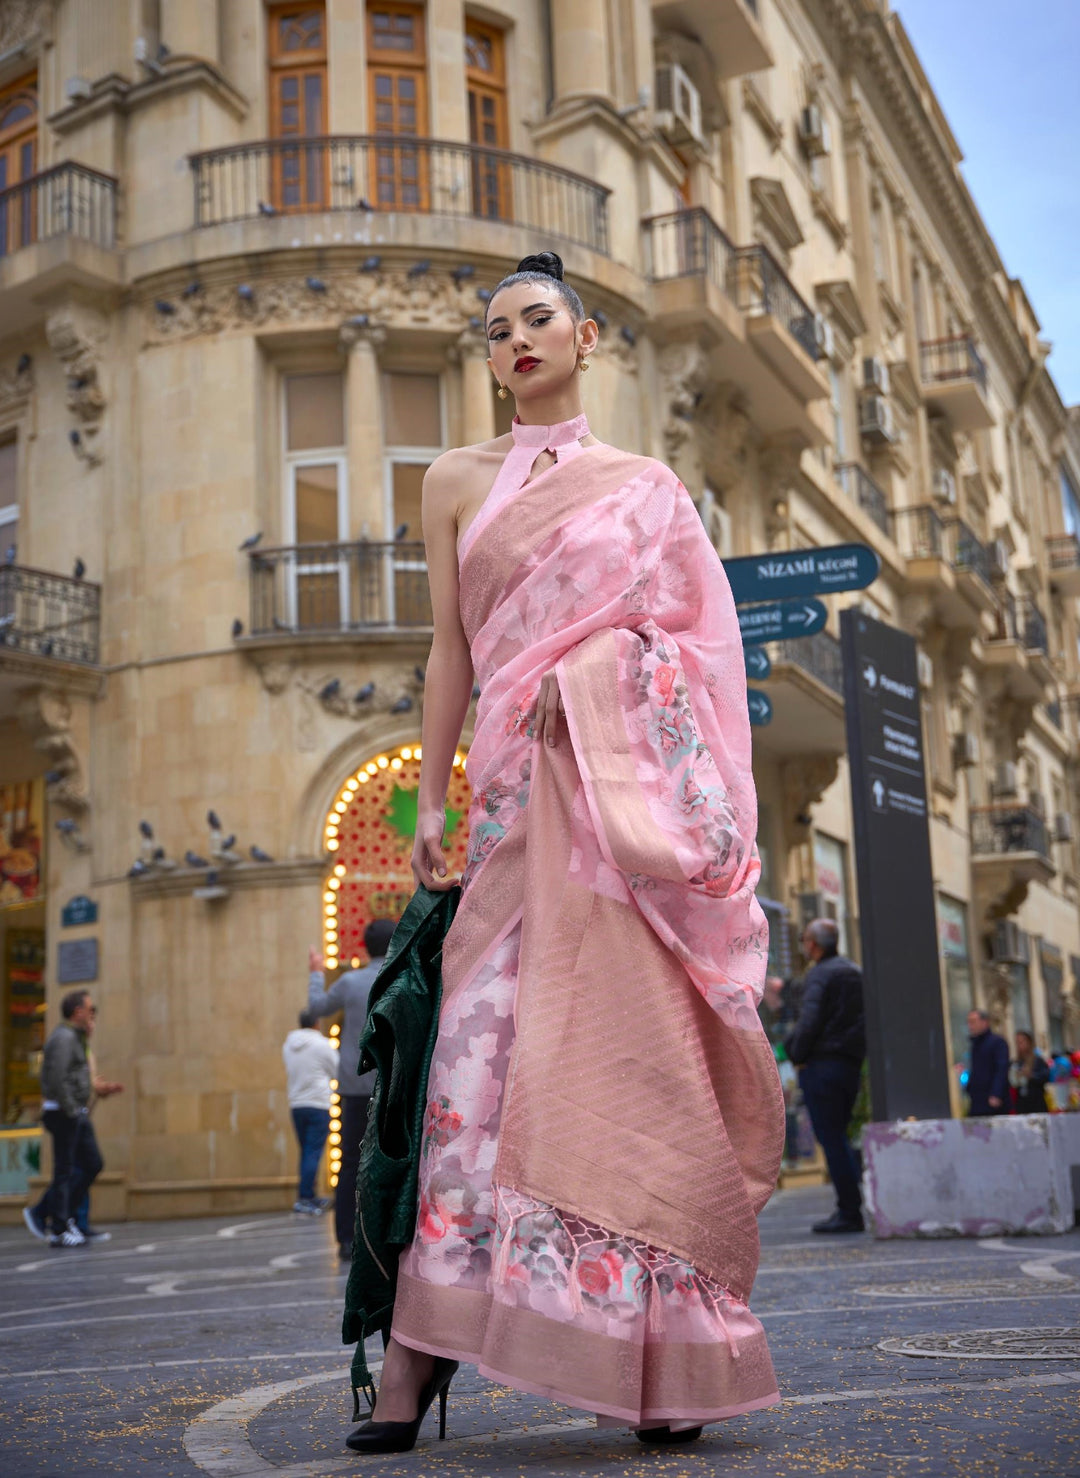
486 251 585 327
1016 1028 1034 1044
299 1008 318 1029
364 917 396 959
61 988 90 1020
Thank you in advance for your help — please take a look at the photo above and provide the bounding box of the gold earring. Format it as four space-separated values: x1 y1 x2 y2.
579 356 591 373
497 383 509 400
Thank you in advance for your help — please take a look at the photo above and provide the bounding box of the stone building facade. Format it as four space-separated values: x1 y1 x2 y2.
0 0 1077 1217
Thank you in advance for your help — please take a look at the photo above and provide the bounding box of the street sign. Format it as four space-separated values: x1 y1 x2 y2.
747 688 773 727
726 543 881 605
739 598 827 646
61 894 98 928
744 646 772 681
840 609 951 1121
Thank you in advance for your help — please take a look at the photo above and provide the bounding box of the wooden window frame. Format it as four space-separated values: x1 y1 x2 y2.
268 4 328 211
382 370 444 625
281 370 348 628
0 73 38 255
366 2 429 210
465 19 510 221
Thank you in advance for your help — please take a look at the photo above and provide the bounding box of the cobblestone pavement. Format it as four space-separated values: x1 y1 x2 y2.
2 1183 1078 1478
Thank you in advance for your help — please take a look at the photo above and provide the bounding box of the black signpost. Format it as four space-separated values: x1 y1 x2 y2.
840 608 951 1120
726 544 881 605
747 689 773 727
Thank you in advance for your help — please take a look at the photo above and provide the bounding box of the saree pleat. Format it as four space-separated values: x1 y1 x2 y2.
392 434 785 1424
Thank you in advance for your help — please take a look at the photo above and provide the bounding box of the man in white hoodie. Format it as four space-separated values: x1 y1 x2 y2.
282 1009 340 1214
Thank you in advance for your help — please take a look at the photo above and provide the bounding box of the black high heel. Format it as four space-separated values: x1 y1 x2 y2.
345 1356 459 1453
635 1424 704 1445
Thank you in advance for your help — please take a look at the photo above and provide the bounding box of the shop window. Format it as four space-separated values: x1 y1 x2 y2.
0 74 38 256
268 3 328 211
367 2 429 210
937 894 973 1067
283 372 347 627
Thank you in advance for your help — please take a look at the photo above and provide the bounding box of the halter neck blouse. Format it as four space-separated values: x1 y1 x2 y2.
511 412 591 449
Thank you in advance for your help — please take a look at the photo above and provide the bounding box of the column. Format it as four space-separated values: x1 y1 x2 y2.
550 0 613 105
160 0 220 64
455 330 497 448
340 320 388 538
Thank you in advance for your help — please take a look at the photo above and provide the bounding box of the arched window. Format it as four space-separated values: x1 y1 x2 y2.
0 74 38 255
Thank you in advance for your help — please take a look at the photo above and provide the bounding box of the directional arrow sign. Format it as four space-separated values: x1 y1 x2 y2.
739 598 827 646
725 543 881 605
744 646 772 681
747 688 773 727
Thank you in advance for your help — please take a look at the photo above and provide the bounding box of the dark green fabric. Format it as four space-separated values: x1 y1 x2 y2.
341 884 460 1415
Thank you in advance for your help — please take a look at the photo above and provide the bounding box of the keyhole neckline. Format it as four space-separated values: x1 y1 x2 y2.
510 411 591 449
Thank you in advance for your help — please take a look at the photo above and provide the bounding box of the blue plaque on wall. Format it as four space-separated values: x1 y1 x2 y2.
61 895 99 928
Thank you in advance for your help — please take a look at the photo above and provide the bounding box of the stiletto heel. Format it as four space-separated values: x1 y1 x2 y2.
345 1355 458 1454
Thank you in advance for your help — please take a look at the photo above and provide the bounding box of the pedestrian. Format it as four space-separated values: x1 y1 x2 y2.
282 1008 339 1215
344 250 785 1454
307 918 395 1259
786 919 867 1234
23 989 122 1247
1010 1030 1050 1114
966 1009 1009 1117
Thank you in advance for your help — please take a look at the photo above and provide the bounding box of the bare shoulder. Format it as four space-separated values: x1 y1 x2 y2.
424 439 510 498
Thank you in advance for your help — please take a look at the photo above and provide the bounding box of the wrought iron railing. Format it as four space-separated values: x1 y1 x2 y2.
247 541 432 635
1046 533 1080 575
729 243 821 361
992 594 1049 655
774 630 844 697
971 804 1050 863
919 334 988 396
0 162 118 258
191 135 610 254
0 565 101 665
891 504 946 562
948 518 991 587
644 207 736 297
834 462 889 535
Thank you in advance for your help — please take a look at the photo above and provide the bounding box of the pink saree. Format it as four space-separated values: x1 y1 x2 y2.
392 414 785 1426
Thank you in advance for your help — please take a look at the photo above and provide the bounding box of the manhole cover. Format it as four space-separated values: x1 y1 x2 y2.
879 1328 1080 1360
860 1278 1077 1300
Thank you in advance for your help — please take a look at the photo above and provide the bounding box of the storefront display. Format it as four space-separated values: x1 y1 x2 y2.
3 926 45 1122
0 780 43 907
813 832 850 956
938 895 973 1067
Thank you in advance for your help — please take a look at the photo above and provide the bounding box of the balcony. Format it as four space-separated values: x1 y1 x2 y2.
243 541 432 644
650 0 773 78
919 335 994 431
755 630 845 757
834 462 889 537
0 565 102 692
1046 533 1080 597
970 803 1054 892
891 506 994 629
190 136 610 255
644 212 829 443
984 594 1055 701
0 162 121 333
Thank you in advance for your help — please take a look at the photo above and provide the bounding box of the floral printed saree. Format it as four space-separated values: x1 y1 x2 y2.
392 413 785 1426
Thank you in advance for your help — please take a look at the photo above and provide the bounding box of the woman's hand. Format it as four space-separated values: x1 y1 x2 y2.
412 810 457 891
535 668 565 747
308 945 324 972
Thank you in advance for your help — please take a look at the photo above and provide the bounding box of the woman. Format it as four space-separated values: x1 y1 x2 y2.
1011 1030 1050 1114
347 252 785 1452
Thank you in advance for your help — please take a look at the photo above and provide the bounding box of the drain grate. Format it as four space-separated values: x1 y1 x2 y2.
879 1328 1080 1360
860 1278 1077 1300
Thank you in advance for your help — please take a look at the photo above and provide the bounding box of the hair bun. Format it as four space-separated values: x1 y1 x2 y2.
515 250 565 282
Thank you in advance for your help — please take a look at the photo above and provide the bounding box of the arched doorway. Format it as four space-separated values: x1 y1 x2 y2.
321 741 472 970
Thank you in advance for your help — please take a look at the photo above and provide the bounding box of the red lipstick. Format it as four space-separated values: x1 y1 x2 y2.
514 356 541 373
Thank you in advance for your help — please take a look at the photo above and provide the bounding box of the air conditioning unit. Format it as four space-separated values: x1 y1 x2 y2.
862 357 891 396
1054 811 1074 843
814 315 835 360
987 540 1009 577
917 651 934 689
952 732 979 768
933 468 957 505
655 64 704 146
1028 789 1047 818
993 920 1030 965
799 104 830 156
993 760 1018 797
859 393 895 445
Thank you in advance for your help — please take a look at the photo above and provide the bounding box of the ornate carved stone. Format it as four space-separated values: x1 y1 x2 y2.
0 354 33 411
781 755 841 840
0 0 51 52
339 317 388 355
16 687 90 815
45 304 109 467
657 341 711 488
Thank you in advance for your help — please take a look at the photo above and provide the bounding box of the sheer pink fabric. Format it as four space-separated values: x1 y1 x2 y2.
393 417 785 1425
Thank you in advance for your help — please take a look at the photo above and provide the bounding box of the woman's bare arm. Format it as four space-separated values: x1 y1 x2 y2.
412 453 475 890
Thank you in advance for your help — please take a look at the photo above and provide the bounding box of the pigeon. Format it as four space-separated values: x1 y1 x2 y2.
154 299 176 315
356 198 374 211
184 850 209 869
468 315 483 329
207 810 222 832
306 276 327 293
204 869 220 888
407 260 431 278
237 283 255 302
591 308 609 328
359 255 382 272
476 288 492 303
345 312 370 330
394 523 409 541
16 353 31 374
238 532 262 552
44 770 63 785
69 375 89 390
355 682 375 703
69 429 81 447
319 679 341 702
391 695 414 714
452 265 475 283
181 281 203 298
231 618 243 638
73 558 86 580
56 818 77 834
413 665 426 684
620 324 637 347
250 845 274 863
128 860 150 878
5 546 16 565
272 615 291 631
41 640 53 656
221 834 236 851
152 846 177 871
139 820 154 840
258 200 276 217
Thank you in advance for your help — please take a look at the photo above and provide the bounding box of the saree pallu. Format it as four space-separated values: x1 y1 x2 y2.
392 442 786 1425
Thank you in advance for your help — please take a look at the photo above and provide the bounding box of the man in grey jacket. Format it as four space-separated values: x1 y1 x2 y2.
308 917 395 1259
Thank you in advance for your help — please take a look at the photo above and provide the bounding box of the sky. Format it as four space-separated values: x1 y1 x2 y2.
892 0 1080 406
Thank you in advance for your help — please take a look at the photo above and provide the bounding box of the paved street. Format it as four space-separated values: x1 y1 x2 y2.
1 1183 1078 1478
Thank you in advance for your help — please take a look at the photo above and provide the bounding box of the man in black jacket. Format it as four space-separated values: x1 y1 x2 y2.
966 1009 1009 1116
787 918 866 1234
